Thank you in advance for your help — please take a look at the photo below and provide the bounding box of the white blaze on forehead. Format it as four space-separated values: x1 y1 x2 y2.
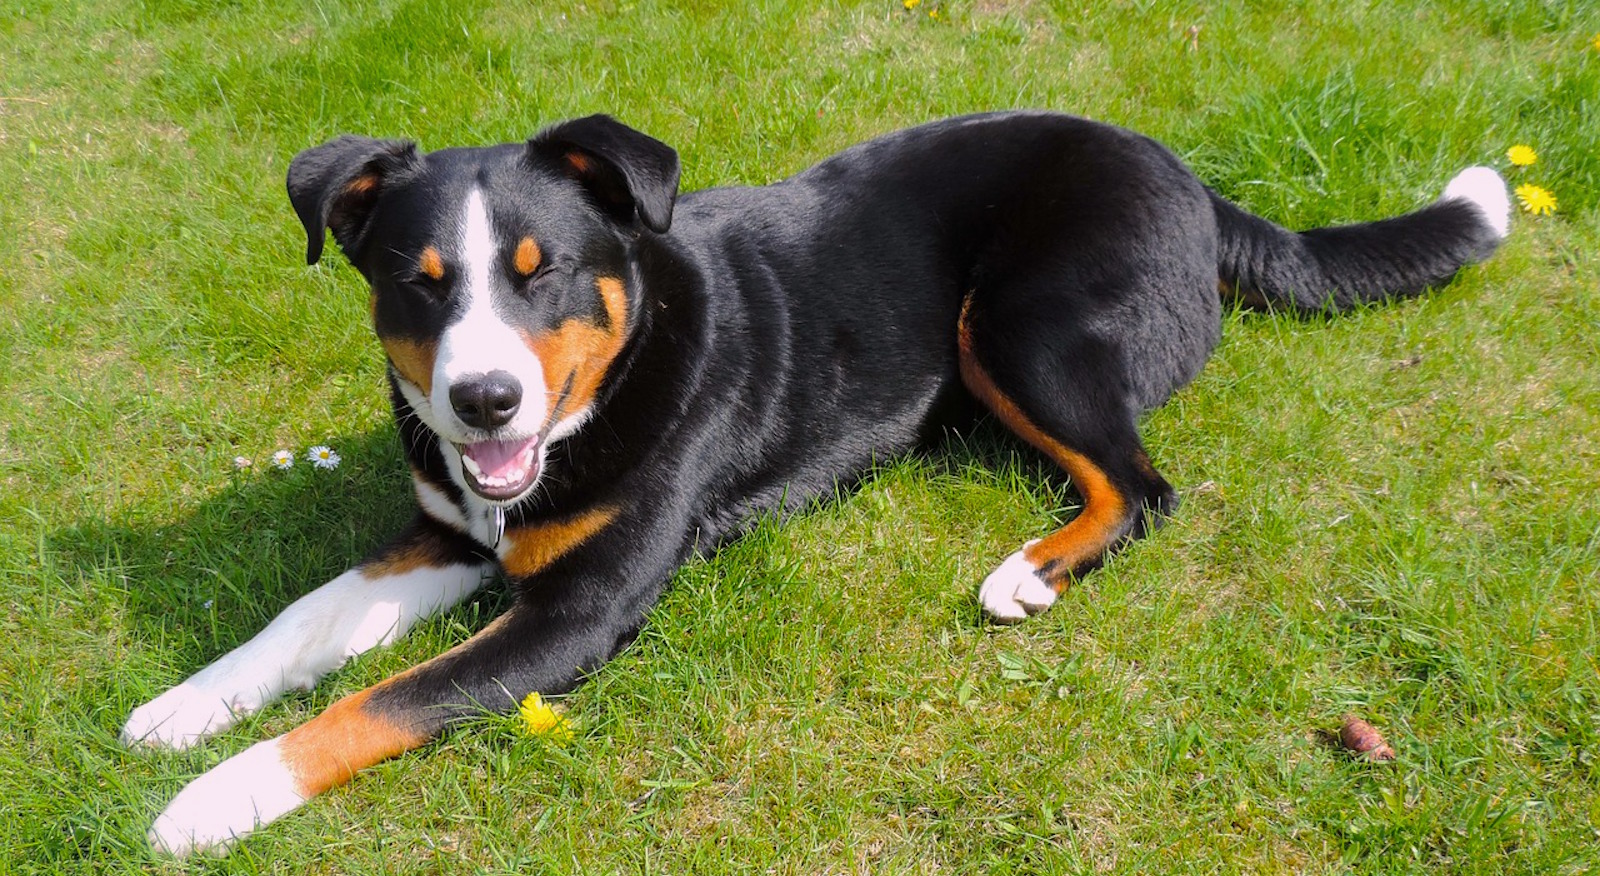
431 188 548 437
462 187 497 310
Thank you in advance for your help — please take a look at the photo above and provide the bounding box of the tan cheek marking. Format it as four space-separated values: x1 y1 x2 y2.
418 246 445 280
596 275 627 326
382 337 437 396
501 506 617 578
565 150 592 175
279 688 429 797
525 276 630 417
957 296 1129 585
514 237 541 276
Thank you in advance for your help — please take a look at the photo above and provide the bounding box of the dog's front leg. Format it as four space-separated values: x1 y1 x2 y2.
122 514 491 750
144 504 672 855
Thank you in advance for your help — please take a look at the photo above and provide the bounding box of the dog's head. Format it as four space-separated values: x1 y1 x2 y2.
288 116 679 505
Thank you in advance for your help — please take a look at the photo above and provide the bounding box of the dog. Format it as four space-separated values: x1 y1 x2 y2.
123 111 1509 853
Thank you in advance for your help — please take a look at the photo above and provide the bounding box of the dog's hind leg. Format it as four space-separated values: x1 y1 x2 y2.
957 292 1180 623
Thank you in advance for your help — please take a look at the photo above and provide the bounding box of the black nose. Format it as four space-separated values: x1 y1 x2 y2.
449 370 522 429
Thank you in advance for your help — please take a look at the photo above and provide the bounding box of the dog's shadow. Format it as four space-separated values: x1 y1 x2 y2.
51 426 452 680
52 418 1069 697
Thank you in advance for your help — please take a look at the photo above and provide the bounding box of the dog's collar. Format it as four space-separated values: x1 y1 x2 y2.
486 505 505 550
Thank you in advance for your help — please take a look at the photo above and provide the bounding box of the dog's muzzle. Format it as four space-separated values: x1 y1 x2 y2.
449 371 543 501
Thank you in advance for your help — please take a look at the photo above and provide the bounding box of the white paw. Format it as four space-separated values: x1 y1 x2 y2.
148 737 306 856
978 541 1057 623
1440 166 1510 240
122 681 261 749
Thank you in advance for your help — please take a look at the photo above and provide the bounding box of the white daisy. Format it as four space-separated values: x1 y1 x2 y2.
307 445 341 470
271 449 295 469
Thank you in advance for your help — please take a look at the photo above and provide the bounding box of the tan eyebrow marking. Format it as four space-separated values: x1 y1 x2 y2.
418 246 445 280
513 237 541 276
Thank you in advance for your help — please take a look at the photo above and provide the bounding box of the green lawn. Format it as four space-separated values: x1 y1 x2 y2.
3 1 1598 873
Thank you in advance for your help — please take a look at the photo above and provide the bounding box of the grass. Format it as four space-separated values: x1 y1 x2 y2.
3 0 1598 872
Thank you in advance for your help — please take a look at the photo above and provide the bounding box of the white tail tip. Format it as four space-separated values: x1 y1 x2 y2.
1441 166 1510 240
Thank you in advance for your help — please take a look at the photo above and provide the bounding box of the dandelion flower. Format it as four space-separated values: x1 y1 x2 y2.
903 0 920 8
271 449 294 469
307 445 341 470
518 692 572 740
1515 183 1557 215
1592 32 1600 52
1506 145 1537 167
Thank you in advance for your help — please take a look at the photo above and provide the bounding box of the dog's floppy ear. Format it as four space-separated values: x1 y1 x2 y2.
287 135 421 265
527 115 680 234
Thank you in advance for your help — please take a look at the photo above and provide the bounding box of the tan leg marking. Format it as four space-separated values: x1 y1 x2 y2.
279 688 429 798
956 296 1130 587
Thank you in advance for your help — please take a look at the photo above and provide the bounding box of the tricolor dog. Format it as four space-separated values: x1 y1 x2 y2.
123 111 1510 853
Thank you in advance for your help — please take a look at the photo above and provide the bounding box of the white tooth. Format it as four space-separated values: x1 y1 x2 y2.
461 455 483 477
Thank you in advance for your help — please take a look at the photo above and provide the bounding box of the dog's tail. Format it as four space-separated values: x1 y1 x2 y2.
1212 167 1510 313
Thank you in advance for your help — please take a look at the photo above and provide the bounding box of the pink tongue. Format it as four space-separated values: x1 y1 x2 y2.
462 437 537 480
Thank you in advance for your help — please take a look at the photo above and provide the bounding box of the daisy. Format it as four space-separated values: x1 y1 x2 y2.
271 449 294 469
1505 144 1537 167
1515 184 1557 215
232 456 253 470
518 692 572 740
307 445 342 470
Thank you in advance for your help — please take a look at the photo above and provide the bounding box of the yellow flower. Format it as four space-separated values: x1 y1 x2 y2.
903 0 920 8
1515 183 1557 215
1591 32 1600 51
518 692 572 740
1506 145 1537 167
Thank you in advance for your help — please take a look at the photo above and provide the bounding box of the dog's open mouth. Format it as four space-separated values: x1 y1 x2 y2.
457 436 542 501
